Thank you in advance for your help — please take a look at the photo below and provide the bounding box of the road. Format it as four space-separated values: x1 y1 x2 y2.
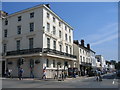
2 73 120 88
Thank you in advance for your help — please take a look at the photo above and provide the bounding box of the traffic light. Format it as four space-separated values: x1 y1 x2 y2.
21 58 24 64
30 59 34 68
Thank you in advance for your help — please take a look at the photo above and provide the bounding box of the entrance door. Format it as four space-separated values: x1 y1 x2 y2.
2 61 5 77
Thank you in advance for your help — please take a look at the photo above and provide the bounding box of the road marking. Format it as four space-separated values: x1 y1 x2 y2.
112 81 115 84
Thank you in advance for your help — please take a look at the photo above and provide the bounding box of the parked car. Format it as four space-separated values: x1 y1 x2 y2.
117 70 120 77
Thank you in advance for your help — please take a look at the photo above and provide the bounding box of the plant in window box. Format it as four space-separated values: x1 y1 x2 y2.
8 61 13 65
35 60 40 64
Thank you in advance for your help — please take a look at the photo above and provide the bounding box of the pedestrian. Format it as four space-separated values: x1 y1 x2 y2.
64 71 67 79
95 70 99 81
42 67 46 80
8 69 12 78
19 68 24 80
98 70 102 81
5 68 9 78
54 71 57 79
61 70 64 81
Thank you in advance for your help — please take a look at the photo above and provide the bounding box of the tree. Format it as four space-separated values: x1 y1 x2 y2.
110 60 116 65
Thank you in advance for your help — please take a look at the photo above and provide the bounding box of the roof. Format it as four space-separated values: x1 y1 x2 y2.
4 4 73 30
73 41 96 53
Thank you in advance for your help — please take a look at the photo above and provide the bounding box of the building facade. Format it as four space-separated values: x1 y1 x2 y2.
0 11 8 77
73 40 95 76
2 4 77 78
95 55 106 71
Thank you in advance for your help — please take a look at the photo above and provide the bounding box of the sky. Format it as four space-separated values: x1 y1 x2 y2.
2 2 118 61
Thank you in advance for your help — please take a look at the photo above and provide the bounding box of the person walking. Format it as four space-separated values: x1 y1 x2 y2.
98 70 102 81
61 70 64 81
19 68 24 80
42 67 46 80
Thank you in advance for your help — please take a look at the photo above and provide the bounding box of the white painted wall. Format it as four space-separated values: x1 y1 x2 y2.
42 7 73 54
2 7 43 51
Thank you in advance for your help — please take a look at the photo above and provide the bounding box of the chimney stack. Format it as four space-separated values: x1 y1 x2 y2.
81 39 84 46
73 40 79 45
87 44 90 50
0 10 8 18
45 4 51 9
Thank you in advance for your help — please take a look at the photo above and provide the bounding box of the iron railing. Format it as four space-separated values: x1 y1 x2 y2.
6 48 77 59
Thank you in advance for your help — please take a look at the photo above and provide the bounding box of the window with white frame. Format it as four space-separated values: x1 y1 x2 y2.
18 16 22 21
30 12 34 18
59 30 61 38
80 56 82 63
59 22 61 27
29 38 33 49
66 46 68 53
69 36 71 43
46 59 49 67
17 25 21 34
47 38 50 48
3 44 7 53
4 29 7 37
16 40 20 50
70 46 72 54
53 40 56 50
65 34 67 41
65 26 67 30
5 19 8 25
47 23 50 32
69 29 71 33
53 26 56 35
30 22 34 32
83 57 85 62
59 44 62 52
53 60 55 68
53 17 55 22
47 12 50 18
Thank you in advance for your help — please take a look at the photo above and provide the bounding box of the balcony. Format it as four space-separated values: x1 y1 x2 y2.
43 48 77 59
81 62 92 66
6 48 42 56
6 48 77 59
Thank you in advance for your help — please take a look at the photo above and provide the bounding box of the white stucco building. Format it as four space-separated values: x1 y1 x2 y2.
0 11 8 77
95 55 106 70
2 4 77 78
73 40 96 76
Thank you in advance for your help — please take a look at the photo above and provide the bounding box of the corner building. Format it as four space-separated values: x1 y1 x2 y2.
2 4 77 78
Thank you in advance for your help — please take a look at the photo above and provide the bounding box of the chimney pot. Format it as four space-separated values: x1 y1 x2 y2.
81 39 84 46
73 40 79 45
87 44 90 50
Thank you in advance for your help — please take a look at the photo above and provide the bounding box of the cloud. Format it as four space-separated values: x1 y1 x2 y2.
91 34 118 46
83 22 118 46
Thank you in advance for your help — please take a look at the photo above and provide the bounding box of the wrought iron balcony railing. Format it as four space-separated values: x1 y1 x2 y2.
81 62 92 66
6 48 77 59
6 48 42 56
43 48 77 59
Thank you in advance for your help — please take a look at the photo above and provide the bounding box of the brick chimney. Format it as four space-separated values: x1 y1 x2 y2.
45 4 51 9
73 40 79 45
81 39 84 46
87 44 90 50
0 10 8 18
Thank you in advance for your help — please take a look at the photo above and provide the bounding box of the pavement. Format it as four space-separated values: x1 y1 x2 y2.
1 73 120 88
